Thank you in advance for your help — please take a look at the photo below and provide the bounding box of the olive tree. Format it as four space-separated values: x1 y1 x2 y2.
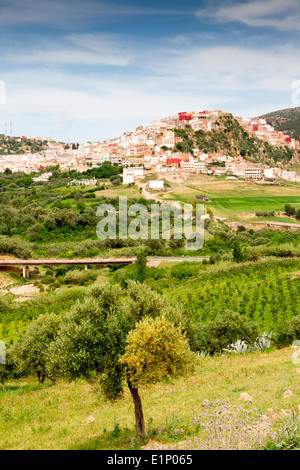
12 313 61 384
120 316 196 440
0 344 18 391
45 281 196 441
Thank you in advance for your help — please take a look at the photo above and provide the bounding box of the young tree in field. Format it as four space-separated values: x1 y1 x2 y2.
284 204 296 217
0 345 18 391
233 241 244 263
135 249 147 283
120 316 195 441
11 313 61 384
45 281 195 441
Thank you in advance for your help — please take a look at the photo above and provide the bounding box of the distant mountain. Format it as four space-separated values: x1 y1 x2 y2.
261 107 300 141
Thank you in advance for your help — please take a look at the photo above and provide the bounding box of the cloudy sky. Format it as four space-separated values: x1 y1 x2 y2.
0 0 300 142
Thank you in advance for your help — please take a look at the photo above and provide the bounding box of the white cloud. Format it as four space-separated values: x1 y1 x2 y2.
0 66 238 141
2 28 300 141
7 49 130 67
156 43 300 92
196 0 300 31
5 32 133 67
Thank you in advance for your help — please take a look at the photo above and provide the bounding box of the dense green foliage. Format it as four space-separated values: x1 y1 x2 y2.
263 107 300 141
11 314 61 383
141 258 300 332
193 310 259 354
0 287 86 343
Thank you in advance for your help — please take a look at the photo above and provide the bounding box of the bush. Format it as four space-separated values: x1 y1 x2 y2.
194 310 259 355
284 204 296 216
210 253 222 265
255 211 275 217
274 316 300 347
0 235 33 258
63 269 97 285
171 262 204 280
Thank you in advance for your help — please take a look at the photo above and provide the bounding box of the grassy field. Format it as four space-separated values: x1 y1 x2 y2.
95 185 142 199
246 216 300 225
155 175 300 218
1 347 299 450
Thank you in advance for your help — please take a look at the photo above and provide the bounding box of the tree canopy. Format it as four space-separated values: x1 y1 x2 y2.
44 281 196 440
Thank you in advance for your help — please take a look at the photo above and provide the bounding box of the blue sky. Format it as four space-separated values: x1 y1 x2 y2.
1 0 300 143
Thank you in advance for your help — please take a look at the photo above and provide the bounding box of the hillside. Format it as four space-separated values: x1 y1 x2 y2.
174 114 297 165
0 134 49 155
261 107 300 142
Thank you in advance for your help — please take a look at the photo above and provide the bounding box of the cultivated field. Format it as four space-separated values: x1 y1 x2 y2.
150 174 300 219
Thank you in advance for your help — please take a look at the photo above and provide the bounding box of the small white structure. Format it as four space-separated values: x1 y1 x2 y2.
32 172 52 182
149 180 164 190
123 168 134 184
264 168 274 179
68 178 97 186
122 166 144 184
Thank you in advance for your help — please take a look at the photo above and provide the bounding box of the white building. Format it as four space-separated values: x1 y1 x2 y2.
149 180 164 190
244 167 262 179
122 166 144 184
264 168 275 179
180 159 206 173
280 170 296 181
68 178 97 186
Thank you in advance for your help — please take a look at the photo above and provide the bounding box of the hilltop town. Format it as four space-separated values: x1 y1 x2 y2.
0 110 300 184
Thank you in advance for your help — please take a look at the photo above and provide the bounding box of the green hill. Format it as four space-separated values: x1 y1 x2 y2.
0 134 48 155
174 113 296 164
261 107 300 142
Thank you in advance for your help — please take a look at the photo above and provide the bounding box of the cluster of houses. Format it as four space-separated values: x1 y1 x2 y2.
236 116 299 150
0 111 299 184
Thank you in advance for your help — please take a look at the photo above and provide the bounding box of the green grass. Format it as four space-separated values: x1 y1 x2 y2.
208 197 300 217
1 347 299 449
95 185 141 199
159 176 300 218
246 216 300 225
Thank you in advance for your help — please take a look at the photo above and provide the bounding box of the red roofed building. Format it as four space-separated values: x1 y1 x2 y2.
167 157 181 166
178 112 192 121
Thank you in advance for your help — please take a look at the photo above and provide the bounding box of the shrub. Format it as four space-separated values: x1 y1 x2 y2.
194 310 259 355
284 204 296 216
41 275 54 284
0 235 33 258
274 316 300 347
63 269 97 285
171 262 204 280
255 211 275 217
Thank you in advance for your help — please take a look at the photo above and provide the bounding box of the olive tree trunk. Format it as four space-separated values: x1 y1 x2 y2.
127 380 147 442
37 371 45 384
